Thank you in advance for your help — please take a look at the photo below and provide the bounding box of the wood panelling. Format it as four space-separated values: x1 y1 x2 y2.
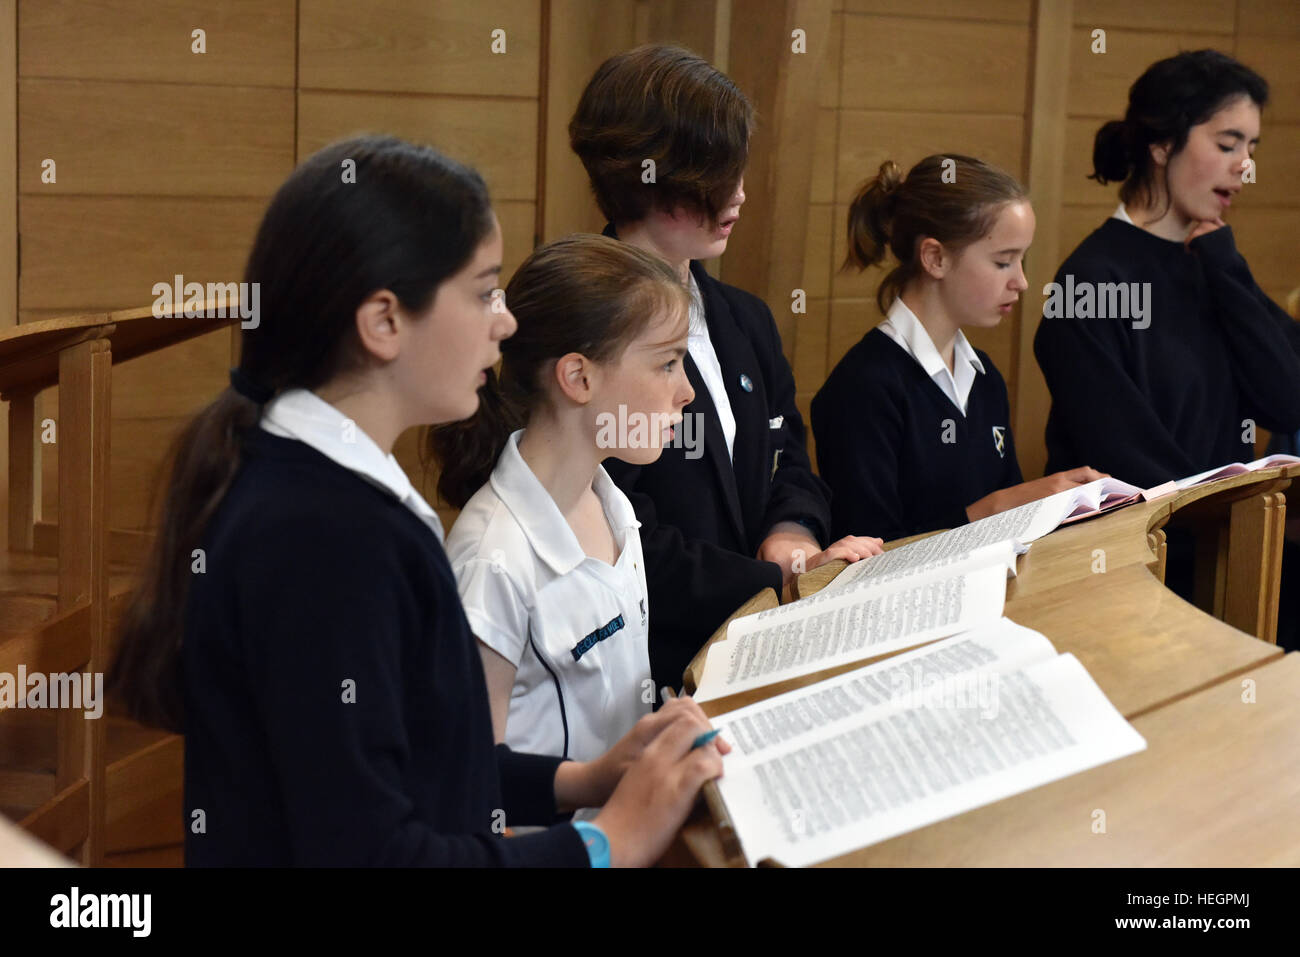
541 0 641 241
19 196 267 311
19 79 294 196
19 0 296 86
1065 27 1233 118
1235 35 1300 123
840 15 1030 113
297 91 538 201
1072 0 1235 34
841 0 1030 21
298 0 540 96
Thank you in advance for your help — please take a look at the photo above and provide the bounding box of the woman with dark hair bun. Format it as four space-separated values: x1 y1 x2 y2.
569 44 884 693
1034 50 1300 645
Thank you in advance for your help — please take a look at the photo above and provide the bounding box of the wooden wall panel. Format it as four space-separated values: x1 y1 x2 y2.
19 0 295 85
1237 0 1300 38
841 0 1030 21
1065 28 1233 118
1072 0 1235 34
297 91 538 202
299 0 540 96
19 197 267 313
541 0 641 242
840 15 1030 113
19 79 294 196
1235 35 1300 123
17 0 296 531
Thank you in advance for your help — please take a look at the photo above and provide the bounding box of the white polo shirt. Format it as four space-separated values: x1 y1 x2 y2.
445 430 652 763
877 296 986 415
259 388 445 543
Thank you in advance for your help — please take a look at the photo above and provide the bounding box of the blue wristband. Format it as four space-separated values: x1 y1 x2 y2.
572 821 611 868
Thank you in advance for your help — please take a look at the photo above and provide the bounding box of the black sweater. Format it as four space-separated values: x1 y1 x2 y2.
182 427 588 867
812 328 1023 542
1034 219 1300 488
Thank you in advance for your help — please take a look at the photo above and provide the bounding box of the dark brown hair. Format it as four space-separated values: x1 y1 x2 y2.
427 234 689 509
108 135 495 733
844 154 1028 314
1091 49 1268 214
569 44 754 227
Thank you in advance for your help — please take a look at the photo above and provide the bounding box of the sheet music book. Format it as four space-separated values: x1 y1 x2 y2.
710 618 1147 867
692 546 1014 702
1172 454 1300 491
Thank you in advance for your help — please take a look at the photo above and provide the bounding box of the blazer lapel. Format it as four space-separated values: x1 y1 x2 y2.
682 350 748 546
691 262 768 547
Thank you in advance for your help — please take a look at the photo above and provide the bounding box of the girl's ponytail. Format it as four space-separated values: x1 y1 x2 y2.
108 388 262 732
843 159 902 276
428 368 525 509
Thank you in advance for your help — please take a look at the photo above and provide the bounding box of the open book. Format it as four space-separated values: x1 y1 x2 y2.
691 477 1158 701
824 477 1153 599
710 618 1147 867
692 541 1017 701
1172 454 1300 491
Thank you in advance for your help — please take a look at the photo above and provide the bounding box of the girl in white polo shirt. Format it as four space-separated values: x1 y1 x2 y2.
433 234 694 766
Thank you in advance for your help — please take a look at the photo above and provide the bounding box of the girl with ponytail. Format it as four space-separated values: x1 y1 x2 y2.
108 136 728 867
812 154 1105 542
1033 50 1300 643
433 234 697 775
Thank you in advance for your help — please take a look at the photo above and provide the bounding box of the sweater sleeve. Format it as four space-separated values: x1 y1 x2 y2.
1192 226 1300 432
240 516 587 867
1033 268 1199 488
495 745 570 827
749 296 834 545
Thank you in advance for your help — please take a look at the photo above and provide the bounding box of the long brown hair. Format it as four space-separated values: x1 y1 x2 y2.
844 154 1027 314
108 136 495 733
427 234 688 509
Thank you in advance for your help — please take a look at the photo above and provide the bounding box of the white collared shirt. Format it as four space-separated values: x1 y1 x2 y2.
1111 202 1135 226
687 273 737 461
877 297 986 415
445 430 652 764
259 388 445 543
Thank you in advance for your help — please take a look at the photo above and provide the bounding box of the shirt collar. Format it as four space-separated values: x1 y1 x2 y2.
881 297 985 378
489 430 640 576
686 272 708 339
259 388 444 543
1111 202 1135 226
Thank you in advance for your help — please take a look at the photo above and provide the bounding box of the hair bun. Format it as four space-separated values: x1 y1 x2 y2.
876 159 903 196
1089 119 1131 185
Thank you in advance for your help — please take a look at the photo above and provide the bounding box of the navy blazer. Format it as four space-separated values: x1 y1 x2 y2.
600 223 832 691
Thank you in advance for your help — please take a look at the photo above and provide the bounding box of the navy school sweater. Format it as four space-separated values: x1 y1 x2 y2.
811 328 1023 542
181 427 588 866
1034 219 1300 488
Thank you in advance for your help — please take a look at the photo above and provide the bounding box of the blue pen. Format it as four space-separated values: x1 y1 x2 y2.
690 728 722 750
